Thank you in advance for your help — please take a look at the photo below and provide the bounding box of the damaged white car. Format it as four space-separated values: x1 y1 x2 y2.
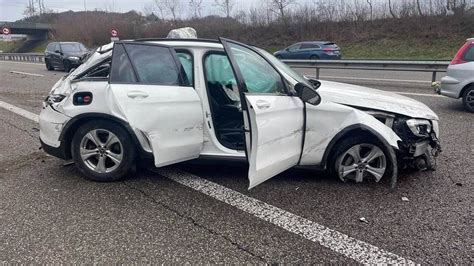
39 38 441 189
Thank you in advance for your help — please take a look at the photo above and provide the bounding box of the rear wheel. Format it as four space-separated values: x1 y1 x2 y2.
310 55 319 60
462 85 474 113
329 136 389 183
71 120 136 182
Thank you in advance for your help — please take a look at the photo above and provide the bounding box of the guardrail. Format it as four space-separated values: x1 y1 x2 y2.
0 53 44 63
282 59 450 82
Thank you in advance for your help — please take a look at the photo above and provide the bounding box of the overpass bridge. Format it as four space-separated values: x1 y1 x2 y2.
0 21 52 40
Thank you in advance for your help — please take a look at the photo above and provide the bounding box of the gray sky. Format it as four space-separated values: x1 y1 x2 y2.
0 0 279 22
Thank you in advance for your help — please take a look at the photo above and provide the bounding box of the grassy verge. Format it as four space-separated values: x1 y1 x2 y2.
0 40 24 53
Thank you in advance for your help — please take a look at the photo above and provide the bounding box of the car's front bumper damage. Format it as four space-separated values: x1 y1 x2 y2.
397 132 442 171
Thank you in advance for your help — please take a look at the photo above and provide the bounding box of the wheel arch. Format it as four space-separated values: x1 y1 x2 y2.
321 124 399 188
459 82 474 98
59 113 152 160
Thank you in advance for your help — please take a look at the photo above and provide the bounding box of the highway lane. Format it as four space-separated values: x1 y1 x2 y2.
0 60 473 263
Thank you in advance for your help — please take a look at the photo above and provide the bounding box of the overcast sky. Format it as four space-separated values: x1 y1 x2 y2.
0 0 303 22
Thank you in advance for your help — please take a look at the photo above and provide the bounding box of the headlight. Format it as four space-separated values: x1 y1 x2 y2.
406 119 432 137
45 94 66 105
68 56 80 61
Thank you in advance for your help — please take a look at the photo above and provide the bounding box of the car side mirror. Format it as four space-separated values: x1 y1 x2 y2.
295 82 321 106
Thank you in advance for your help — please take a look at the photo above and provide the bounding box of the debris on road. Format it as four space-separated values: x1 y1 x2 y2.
359 217 369 224
401 197 410 202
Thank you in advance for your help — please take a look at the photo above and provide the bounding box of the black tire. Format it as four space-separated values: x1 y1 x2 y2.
45 59 53 71
328 135 390 183
310 55 319 60
63 60 71 72
461 85 474 113
71 120 136 182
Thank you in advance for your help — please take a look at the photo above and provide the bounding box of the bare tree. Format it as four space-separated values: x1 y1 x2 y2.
415 0 423 16
215 0 234 18
189 0 203 18
388 0 397 18
23 0 37 17
366 0 373 20
269 0 295 25
165 0 181 21
151 0 166 19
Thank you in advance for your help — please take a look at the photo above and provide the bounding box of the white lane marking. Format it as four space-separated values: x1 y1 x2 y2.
1 101 415 264
394 92 444 98
156 168 415 264
0 100 39 123
10 71 44 77
0 60 43 66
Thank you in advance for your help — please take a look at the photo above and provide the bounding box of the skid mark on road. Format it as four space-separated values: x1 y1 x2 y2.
1 101 415 264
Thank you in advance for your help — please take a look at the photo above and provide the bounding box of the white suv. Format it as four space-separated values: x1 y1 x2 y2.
40 38 441 188
440 38 474 112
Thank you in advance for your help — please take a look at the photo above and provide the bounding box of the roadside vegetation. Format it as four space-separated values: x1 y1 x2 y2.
8 0 474 59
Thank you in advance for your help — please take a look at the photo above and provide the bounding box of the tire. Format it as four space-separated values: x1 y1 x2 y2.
329 135 389 183
462 85 474 113
276 55 283 60
71 120 136 182
310 55 319 60
45 59 53 71
63 60 71 72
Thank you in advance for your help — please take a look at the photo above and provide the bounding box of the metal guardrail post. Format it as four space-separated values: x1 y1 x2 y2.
432 72 437 83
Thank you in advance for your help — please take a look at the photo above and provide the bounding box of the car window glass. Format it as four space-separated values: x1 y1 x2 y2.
61 43 84 53
125 44 180 85
53 43 60 52
204 53 239 102
110 44 137 83
176 51 193 86
288 44 299 51
300 43 319 49
228 43 285 94
462 45 474 61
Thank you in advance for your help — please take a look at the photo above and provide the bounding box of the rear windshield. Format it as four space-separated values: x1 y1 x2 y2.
462 44 474 61
323 43 338 48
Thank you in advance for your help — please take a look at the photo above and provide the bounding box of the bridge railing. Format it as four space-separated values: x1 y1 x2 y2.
0 53 44 63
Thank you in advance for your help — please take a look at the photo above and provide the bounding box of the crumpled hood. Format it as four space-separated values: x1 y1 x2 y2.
318 80 439 120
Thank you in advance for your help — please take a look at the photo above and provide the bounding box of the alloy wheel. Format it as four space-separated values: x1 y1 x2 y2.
336 143 386 183
79 129 123 173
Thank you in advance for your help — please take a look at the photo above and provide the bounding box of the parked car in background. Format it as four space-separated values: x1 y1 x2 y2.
44 42 89 72
274 41 342 60
439 38 474 112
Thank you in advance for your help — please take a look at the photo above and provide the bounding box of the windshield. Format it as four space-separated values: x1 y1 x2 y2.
61 43 87 53
256 47 312 88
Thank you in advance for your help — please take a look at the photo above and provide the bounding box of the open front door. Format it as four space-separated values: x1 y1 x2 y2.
220 38 305 189
108 42 203 167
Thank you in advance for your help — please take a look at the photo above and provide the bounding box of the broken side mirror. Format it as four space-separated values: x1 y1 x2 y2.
308 78 321 90
295 82 321 106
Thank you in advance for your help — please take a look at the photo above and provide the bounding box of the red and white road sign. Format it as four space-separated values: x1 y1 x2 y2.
110 28 118 37
2 27 11 35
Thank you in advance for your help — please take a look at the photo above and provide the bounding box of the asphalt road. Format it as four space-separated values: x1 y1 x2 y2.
0 61 472 264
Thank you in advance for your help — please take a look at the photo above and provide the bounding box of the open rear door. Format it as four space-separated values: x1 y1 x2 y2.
108 41 203 167
220 38 305 189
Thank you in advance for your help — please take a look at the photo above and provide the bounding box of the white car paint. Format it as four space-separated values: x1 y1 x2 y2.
40 40 440 188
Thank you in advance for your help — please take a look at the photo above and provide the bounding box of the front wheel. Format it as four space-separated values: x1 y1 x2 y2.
330 137 389 183
462 86 474 113
45 59 53 71
63 60 71 72
71 120 136 182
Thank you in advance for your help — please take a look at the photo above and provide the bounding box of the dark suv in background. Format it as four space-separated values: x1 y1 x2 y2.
44 42 89 72
274 41 342 60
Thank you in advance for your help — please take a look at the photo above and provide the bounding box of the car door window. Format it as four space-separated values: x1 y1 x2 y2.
110 44 138 83
228 42 286 94
288 44 299 52
204 53 239 102
124 44 181 85
300 43 319 49
176 50 193 86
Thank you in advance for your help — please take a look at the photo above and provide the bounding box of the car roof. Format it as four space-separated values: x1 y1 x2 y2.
135 38 224 49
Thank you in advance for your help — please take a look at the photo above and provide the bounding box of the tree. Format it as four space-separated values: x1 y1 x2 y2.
215 0 234 18
189 0 203 18
415 0 423 16
164 0 181 21
269 0 295 25
388 0 397 18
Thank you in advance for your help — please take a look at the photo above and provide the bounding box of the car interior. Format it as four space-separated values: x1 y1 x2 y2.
204 52 245 150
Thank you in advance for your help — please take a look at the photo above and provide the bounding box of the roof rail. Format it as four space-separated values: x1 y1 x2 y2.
133 38 220 43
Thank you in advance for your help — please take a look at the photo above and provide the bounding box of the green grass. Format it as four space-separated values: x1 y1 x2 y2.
30 40 49 53
0 40 23 53
341 39 463 60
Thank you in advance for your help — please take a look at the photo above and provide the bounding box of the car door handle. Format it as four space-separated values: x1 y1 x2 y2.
127 91 149 99
255 100 271 109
